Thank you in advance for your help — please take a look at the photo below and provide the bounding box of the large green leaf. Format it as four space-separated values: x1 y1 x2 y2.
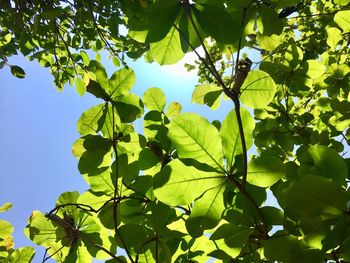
257 6 283 36
246 156 285 187
129 0 181 43
263 232 324 263
77 103 121 137
112 93 144 123
327 27 342 50
220 108 255 169
186 183 226 237
25 211 69 261
191 84 222 109
153 159 225 206
193 3 241 44
297 145 348 184
72 135 113 193
87 60 109 92
334 10 350 32
0 220 13 237
281 175 348 220
143 87 166 112
116 224 153 253
209 224 251 259
8 247 35 263
239 70 276 109
150 25 185 65
168 113 224 172
108 68 135 98
165 102 182 119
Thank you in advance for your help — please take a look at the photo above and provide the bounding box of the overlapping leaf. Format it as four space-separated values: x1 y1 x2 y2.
153 159 225 206
220 108 255 169
168 113 225 172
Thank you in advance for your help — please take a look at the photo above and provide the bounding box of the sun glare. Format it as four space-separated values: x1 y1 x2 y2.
161 49 204 78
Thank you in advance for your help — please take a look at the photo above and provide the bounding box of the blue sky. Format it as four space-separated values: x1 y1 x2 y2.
0 53 235 260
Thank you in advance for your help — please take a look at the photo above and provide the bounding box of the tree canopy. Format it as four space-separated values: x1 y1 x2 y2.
1 0 350 262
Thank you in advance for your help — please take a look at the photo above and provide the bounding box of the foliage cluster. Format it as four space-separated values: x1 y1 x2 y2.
1 0 350 262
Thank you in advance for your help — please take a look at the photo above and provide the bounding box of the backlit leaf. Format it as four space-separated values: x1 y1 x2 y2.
8 247 35 263
165 102 182 119
247 156 285 187
297 145 348 184
168 113 225 172
108 68 136 98
193 4 241 44
76 77 86 96
0 203 12 213
192 84 222 109
327 27 342 49
281 175 347 219
143 87 166 112
334 10 350 32
186 183 226 237
240 70 276 109
150 26 185 65
153 159 225 206
220 108 255 169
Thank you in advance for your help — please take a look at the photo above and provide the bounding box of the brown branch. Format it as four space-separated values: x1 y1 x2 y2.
182 0 228 89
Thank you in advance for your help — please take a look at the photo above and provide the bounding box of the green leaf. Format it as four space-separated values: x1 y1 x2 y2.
143 87 166 112
129 0 181 43
153 159 225 206
334 0 350 5
165 102 182 119
191 84 222 109
150 25 185 65
0 220 13 237
256 33 281 51
25 211 70 261
116 224 153 253
73 136 113 193
285 44 303 68
76 77 86 96
77 103 121 137
297 145 348 184
0 202 12 213
305 60 324 79
10 65 26 79
8 247 35 263
168 113 224 172
186 183 226 237
263 232 324 263
239 70 276 109
246 156 285 187
334 10 350 32
281 175 347 220
327 27 342 50
108 68 136 98
88 60 109 92
80 51 90 65
209 224 251 258
257 6 283 36
193 4 241 44
260 206 284 225
139 148 162 176
220 107 255 169
112 93 144 122
143 111 170 147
